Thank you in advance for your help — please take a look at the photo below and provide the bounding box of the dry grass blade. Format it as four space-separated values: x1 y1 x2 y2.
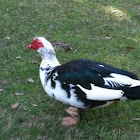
29 60 38 64
16 56 22 59
132 118 140 121
32 103 38 107
15 93 24 96
105 36 112 40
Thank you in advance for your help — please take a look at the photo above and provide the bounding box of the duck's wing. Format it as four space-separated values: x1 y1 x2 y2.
51 59 136 101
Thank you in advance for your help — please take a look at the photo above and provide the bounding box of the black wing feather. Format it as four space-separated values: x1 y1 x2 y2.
55 63 104 89
52 59 138 90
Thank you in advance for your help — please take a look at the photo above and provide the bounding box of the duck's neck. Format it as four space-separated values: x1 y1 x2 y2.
38 46 60 69
39 57 60 88
40 56 60 70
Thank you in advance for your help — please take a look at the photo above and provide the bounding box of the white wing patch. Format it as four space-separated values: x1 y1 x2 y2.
77 84 124 101
104 73 132 88
99 64 104 67
110 73 140 87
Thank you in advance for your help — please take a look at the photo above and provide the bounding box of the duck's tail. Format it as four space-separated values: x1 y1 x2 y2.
123 84 140 100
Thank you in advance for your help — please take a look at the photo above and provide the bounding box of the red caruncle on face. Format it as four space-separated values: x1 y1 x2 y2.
27 39 44 50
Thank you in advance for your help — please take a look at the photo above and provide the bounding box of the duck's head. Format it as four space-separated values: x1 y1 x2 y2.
27 37 55 59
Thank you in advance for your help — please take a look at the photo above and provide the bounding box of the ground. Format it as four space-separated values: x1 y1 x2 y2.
0 0 140 139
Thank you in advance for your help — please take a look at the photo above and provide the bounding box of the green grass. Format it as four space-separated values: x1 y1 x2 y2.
0 0 140 139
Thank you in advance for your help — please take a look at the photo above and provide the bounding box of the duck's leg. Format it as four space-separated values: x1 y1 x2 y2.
77 108 85 121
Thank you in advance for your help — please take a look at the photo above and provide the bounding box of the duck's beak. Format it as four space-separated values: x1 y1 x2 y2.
27 44 32 49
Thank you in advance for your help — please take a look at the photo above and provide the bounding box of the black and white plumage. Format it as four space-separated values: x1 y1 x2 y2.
27 37 140 109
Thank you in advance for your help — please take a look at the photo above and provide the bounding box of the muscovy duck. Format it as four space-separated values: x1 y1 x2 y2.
27 37 140 124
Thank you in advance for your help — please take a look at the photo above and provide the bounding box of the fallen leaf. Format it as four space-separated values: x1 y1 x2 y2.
15 92 24 96
0 89 4 93
123 127 127 132
32 103 38 107
126 46 134 51
105 36 112 40
62 117 78 126
63 58 67 61
52 42 73 50
132 118 140 121
135 6 140 10
65 47 72 53
27 78 34 83
6 36 10 40
2 80 9 85
12 102 19 109
119 13 124 17
16 56 22 59
65 107 79 118
29 60 38 64
112 10 118 13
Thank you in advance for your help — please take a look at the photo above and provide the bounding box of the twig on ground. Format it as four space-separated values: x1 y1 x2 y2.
73 42 83 54
52 42 73 50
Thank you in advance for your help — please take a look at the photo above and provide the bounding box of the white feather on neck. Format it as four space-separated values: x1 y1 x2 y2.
38 47 60 88
38 48 59 67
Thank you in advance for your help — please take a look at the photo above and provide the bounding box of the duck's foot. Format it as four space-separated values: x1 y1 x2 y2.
65 107 79 118
62 117 79 126
62 107 80 126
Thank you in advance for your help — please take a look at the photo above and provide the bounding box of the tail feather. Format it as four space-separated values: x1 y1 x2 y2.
123 86 140 99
